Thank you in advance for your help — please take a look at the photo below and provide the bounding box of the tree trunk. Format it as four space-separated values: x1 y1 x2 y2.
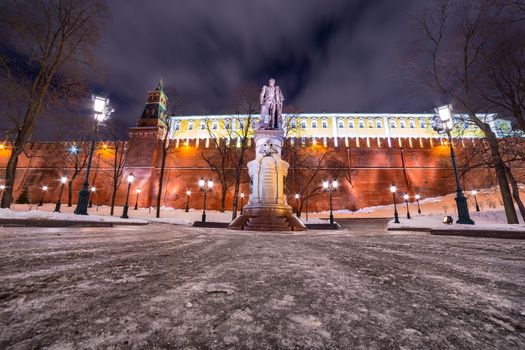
110 184 117 215
156 143 168 218
220 181 227 212
67 180 74 206
1 147 22 208
505 165 525 222
484 129 518 224
231 147 247 220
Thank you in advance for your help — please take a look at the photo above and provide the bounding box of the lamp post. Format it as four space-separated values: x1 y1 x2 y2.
75 95 114 215
323 179 338 224
240 192 245 215
415 194 422 214
54 176 68 212
134 188 141 210
435 104 474 224
0 184 5 203
88 186 96 208
295 193 300 217
199 178 213 222
390 184 400 223
121 173 135 219
39 186 48 207
404 193 411 219
471 190 480 212
185 190 191 212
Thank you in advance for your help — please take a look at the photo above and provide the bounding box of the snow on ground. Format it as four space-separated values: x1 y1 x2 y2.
0 225 523 348
3 187 523 228
0 208 148 225
388 210 525 231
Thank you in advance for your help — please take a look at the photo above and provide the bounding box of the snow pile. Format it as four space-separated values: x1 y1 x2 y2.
388 209 525 232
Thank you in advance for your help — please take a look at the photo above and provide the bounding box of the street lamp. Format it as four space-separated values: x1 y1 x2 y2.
415 194 422 214
199 178 213 222
471 190 480 212
404 193 411 219
134 188 141 210
185 190 191 212
89 186 96 208
54 176 68 212
390 184 400 223
435 104 474 224
240 192 245 215
75 95 114 215
121 172 135 219
323 179 338 224
295 193 300 217
39 186 48 207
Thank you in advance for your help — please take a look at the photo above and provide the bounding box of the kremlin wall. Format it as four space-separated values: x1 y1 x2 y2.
0 83 511 213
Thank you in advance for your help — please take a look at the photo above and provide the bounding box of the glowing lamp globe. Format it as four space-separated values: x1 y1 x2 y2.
61 176 67 184
390 184 397 193
207 180 214 189
42 186 48 191
91 186 96 192
199 178 205 188
404 194 409 200
322 180 329 189
332 180 338 188
435 104 453 130
127 173 135 183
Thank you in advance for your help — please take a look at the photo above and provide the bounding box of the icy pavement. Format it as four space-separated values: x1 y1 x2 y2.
0 222 524 349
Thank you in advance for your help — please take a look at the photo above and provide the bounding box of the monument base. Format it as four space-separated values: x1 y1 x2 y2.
227 128 307 232
228 204 307 231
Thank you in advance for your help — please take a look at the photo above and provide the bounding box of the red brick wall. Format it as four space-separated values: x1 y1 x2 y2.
0 127 505 213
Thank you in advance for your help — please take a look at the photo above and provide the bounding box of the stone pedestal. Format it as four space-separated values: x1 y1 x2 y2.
228 129 307 231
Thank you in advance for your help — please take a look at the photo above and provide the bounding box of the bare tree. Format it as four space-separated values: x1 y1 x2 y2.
283 140 328 217
59 140 90 206
408 0 519 223
202 118 234 212
0 0 108 208
103 126 134 215
229 85 259 220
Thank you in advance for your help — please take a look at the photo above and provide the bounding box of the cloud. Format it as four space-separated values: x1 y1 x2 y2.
94 0 434 132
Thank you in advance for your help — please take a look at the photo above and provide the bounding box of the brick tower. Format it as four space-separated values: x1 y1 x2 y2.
127 80 170 208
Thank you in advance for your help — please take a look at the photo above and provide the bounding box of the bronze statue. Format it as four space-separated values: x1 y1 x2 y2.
259 78 284 129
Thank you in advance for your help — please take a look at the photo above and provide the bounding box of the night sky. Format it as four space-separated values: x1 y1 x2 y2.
94 0 436 129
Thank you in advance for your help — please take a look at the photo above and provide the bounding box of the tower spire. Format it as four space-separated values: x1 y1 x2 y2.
156 78 164 92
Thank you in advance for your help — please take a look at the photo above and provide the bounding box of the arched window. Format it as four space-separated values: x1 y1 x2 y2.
337 118 344 128
348 119 355 128
389 118 396 128
399 119 406 128
311 119 318 128
419 119 426 128
376 119 382 128
301 119 307 128
409 118 416 128
358 119 365 128
174 121 181 131
212 120 218 130
290 119 297 128
367 119 374 128
200 120 206 130
321 118 328 128
224 119 231 129
187 120 194 130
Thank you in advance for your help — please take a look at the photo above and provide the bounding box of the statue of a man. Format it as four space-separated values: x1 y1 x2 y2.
259 78 284 129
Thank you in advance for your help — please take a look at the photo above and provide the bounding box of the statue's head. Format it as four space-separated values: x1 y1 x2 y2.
268 78 276 87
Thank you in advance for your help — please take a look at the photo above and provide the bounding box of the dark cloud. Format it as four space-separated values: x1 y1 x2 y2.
94 0 435 129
